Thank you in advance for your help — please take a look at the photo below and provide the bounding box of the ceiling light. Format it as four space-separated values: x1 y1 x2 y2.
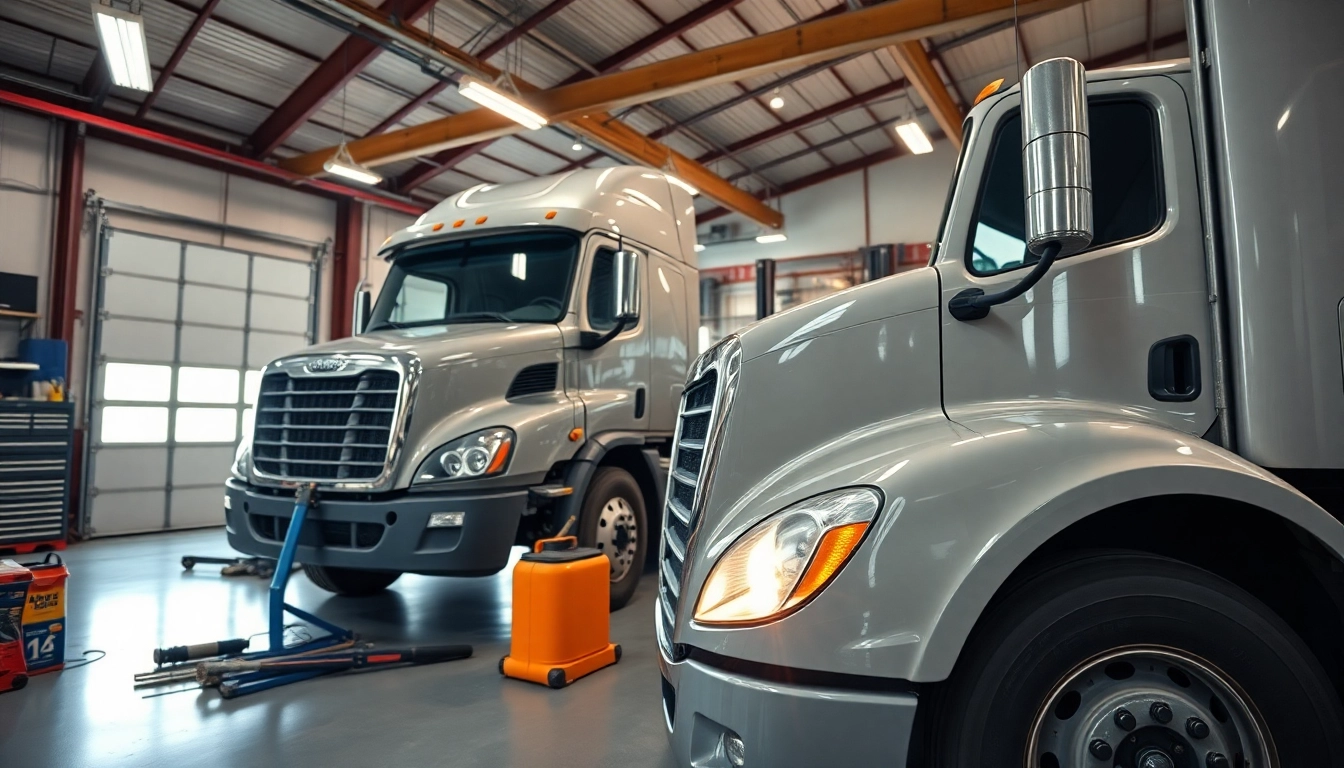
665 174 699 196
768 88 784 110
894 121 934 155
459 75 547 130
91 3 153 92
756 233 788 244
323 141 383 185
572 140 584 152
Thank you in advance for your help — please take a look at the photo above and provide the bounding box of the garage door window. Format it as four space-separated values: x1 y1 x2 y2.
968 100 1163 276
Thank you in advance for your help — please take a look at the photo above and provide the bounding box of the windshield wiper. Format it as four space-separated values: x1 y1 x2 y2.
366 320 410 332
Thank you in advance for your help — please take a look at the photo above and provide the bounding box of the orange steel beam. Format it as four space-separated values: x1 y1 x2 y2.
886 39 964 146
283 0 1077 177
284 0 783 227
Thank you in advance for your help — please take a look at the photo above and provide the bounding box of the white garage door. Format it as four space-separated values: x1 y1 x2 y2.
86 229 318 536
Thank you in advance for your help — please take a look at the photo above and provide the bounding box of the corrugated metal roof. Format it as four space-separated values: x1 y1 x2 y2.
0 0 1185 206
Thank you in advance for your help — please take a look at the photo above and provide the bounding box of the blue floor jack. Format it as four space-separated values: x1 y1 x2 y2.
143 484 472 698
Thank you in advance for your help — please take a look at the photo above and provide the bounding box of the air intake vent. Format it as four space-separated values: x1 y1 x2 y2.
507 363 559 399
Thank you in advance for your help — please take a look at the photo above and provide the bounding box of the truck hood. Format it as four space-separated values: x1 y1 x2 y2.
734 266 940 363
299 322 564 368
680 267 947 615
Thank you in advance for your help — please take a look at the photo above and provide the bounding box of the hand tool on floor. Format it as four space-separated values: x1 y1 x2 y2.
154 639 250 665
149 484 473 698
180 555 283 578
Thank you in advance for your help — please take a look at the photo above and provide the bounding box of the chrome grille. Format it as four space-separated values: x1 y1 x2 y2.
659 336 741 657
252 369 400 481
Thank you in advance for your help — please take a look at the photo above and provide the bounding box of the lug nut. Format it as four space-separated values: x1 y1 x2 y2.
1089 739 1113 761
1206 753 1229 768
1186 717 1209 739
1114 707 1137 731
1150 701 1173 724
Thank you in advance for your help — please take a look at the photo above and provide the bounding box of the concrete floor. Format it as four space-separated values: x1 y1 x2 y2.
0 529 678 768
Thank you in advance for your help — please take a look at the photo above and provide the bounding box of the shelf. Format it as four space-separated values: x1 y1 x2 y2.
0 310 39 320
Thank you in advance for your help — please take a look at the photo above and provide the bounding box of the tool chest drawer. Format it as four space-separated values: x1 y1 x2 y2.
0 401 73 546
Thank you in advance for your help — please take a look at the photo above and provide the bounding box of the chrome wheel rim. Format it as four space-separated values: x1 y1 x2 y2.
595 496 638 583
1026 645 1275 768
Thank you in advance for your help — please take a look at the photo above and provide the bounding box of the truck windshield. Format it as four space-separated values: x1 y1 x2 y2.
368 231 579 331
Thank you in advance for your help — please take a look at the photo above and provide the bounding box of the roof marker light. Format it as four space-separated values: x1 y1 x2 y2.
973 78 1006 106
453 219 465 228
431 222 444 231
475 216 488 225
545 211 557 220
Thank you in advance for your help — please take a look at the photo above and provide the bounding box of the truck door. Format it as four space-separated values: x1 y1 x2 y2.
575 234 652 435
936 75 1216 435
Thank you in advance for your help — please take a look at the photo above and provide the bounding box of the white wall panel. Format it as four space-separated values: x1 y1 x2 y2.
181 285 247 327
179 326 245 366
88 490 166 536
172 446 236 486
249 294 309 332
247 331 306 368
100 319 176 362
107 232 182 278
185 245 249 287
251 257 312 296
92 447 169 490
104 275 179 320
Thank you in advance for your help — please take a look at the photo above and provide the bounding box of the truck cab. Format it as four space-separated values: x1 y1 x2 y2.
658 1 1344 765
225 166 699 609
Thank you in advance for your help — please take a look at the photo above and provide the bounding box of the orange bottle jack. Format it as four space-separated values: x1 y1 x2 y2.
501 526 620 688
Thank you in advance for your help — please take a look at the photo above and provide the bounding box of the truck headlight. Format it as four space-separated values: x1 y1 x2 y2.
415 427 515 484
231 441 250 481
694 487 881 625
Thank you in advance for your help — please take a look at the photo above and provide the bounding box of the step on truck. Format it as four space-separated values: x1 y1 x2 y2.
657 0 1344 765
226 166 700 609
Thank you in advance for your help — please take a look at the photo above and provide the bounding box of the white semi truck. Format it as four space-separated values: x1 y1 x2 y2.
657 0 1344 765
226 166 699 609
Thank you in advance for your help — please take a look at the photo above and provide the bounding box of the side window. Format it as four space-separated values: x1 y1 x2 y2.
389 274 450 323
587 247 617 331
968 101 1163 276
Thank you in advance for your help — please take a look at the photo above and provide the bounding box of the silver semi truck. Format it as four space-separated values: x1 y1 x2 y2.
226 166 699 609
658 0 1344 765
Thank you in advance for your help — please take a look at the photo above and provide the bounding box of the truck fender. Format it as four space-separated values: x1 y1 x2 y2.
911 415 1344 682
551 432 665 534
673 411 1344 685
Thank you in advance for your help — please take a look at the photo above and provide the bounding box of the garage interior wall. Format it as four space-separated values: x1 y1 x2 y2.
0 104 342 416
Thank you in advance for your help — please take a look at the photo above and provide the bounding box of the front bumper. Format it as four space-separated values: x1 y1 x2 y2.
224 478 526 576
658 650 918 767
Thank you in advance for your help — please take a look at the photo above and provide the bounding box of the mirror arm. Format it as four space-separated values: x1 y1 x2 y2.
578 317 630 350
948 241 1063 321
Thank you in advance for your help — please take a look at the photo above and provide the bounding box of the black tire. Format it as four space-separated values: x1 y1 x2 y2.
577 466 647 611
302 564 401 596
927 551 1344 767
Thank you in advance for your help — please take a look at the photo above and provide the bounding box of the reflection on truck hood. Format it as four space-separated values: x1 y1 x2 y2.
734 267 941 362
691 267 945 583
296 322 564 368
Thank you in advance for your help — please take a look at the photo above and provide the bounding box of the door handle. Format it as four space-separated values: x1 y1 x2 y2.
1148 335 1201 402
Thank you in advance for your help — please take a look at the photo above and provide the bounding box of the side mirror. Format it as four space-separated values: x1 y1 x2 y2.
950 57 1094 321
613 250 641 322
353 287 371 336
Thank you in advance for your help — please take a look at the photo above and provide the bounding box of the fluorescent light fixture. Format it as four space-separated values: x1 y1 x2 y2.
894 121 934 155
323 141 382 185
458 75 547 130
756 233 788 244
694 243 706 252
666 175 699 196
91 3 153 91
